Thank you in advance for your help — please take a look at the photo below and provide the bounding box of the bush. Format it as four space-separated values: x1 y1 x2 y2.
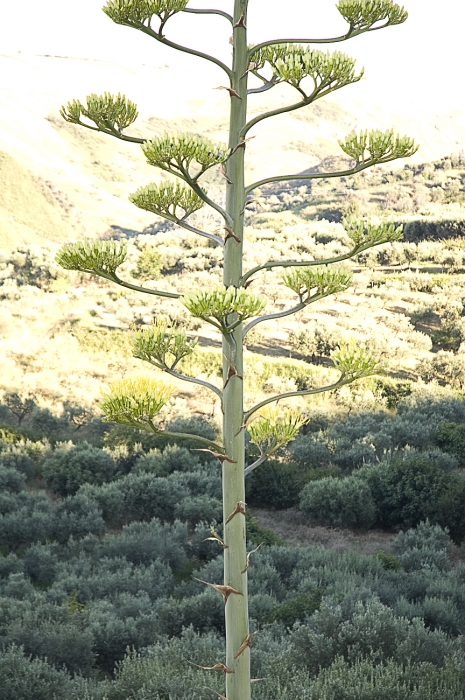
134 445 201 476
0 449 35 478
174 496 222 528
299 475 377 529
52 494 106 544
246 460 306 509
0 465 26 493
80 473 189 526
392 521 452 572
0 644 82 700
434 421 465 465
41 442 116 496
357 456 465 542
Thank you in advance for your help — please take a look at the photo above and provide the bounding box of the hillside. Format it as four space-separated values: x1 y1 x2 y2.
2 51 465 249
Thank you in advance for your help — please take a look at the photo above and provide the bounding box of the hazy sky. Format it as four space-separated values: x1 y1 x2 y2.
1 0 464 113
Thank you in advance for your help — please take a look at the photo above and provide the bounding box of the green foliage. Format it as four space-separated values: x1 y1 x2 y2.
2 391 36 426
56 239 127 276
0 645 83 700
331 341 385 380
248 407 308 457
52 494 106 544
129 181 204 221
264 590 323 627
252 46 363 96
133 322 197 370
357 457 465 542
182 286 266 330
60 92 138 134
79 472 189 526
41 442 116 496
283 266 352 300
344 217 403 248
99 376 174 427
299 475 377 529
132 244 162 280
141 133 229 180
392 520 452 572
337 0 408 31
434 421 465 465
246 460 306 509
103 0 189 26
339 129 418 165
402 217 465 242
372 549 401 571
174 495 223 528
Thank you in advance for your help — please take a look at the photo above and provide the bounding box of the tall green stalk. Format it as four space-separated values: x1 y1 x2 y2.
56 2 418 699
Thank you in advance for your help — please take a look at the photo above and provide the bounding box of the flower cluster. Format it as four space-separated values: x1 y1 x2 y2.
55 240 127 276
60 92 138 134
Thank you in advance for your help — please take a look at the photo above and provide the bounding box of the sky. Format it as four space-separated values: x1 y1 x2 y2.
0 0 464 114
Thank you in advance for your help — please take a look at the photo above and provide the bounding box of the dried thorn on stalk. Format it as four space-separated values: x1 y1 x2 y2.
222 351 243 390
194 579 242 604
234 631 258 659
193 448 236 465
226 501 246 525
224 227 240 243
233 13 246 28
187 661 233 674
221 164 233 184
215 86 242 99
230 135 255 156
241 542 264 573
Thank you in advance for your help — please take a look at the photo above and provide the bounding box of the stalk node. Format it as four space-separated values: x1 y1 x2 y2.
215 86 242 99
226 501 247 524
194 579 243 604
233 14 247 28
234 631 258 659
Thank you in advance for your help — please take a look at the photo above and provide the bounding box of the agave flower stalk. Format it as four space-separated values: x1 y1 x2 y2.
56 2 416 699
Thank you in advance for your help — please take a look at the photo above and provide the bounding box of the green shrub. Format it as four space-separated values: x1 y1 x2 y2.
372 550 401 571
264 591 323 627
357 457 465 542
299 475 377 529
80 473 189 526
134 445 201 475
0 449 35 478
0 465 26 493
41 442 116 496
52 494 106 544
434 421 465 465
0 644 83 700
246 460 306 509
174 496 222 528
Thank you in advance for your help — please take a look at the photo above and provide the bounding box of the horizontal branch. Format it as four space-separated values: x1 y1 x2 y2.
243 301 306 336
245 161 372 196
66 119 146 144
240 248 360 287
137 24 233 80
111 272 182 299
183 7 233 25
248 24 395 59
163 367 223 400
245 374 352 421
174 219 224 246
240 95 314 139
149 423 224 453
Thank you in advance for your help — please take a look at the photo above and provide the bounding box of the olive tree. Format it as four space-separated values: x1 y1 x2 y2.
56 1 417 698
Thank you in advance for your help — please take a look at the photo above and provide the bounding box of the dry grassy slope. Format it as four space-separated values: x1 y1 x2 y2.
2 51 465 250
